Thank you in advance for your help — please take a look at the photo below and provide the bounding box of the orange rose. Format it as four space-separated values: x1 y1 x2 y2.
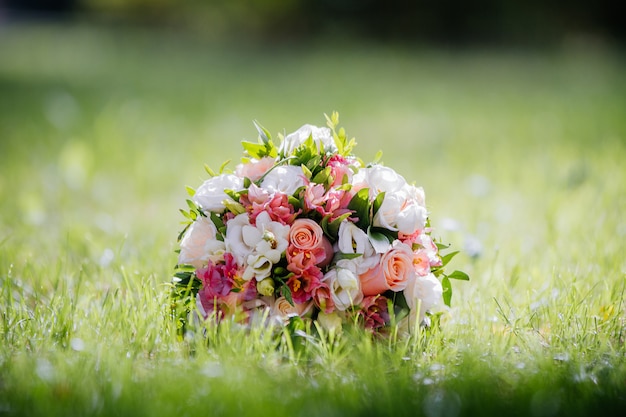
359 241 413 296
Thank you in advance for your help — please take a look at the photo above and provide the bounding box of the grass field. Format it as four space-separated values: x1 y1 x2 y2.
1 23 625 416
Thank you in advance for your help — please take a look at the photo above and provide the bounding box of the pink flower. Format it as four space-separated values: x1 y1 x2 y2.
326 154 353 187
243 184 299 226
287 266 323 304
303 183 327 214
235 156 276 181
197 261 233 298
322 188 354 222
359 241 414 296
312 281 335 313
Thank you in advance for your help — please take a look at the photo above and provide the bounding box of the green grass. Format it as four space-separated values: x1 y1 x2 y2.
1 23 625 416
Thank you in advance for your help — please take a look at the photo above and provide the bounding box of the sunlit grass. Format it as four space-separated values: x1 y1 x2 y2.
1 23 625 416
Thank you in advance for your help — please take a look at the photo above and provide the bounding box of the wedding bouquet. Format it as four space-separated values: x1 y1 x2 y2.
172 113 467 334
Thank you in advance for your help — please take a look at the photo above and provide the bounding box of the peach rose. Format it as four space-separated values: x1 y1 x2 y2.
288 218 333 266
271 296 313 323
359 241 414 296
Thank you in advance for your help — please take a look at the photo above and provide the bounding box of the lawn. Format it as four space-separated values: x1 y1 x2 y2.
1 23 625 416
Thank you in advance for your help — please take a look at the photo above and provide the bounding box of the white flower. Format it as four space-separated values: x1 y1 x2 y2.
373 183 428 235
323 264 363 311
233 211 289 280
352 165 406 199
193 174 244 214
279 124 338 156
353 165 427 235
335 221 381 274
260 165 306 196
224 213 254 266
404 273 444 324
178 216 225 269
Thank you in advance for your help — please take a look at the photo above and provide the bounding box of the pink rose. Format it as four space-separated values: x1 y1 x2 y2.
359 241 414 296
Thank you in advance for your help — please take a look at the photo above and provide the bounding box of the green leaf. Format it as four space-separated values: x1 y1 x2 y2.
333 252 363 262
440 250 459 267
372 191 385 218
241 140 266 159
204 164 216 177
219 159 231 173
325 212 353 240
281 285 294 306
311 166 331 185
253 120 272 145
442 276 452 307
368 227 392 254
436 242 451 250
185 186 195 197
447 270 470 281
372 150 383 164
347 188 371 229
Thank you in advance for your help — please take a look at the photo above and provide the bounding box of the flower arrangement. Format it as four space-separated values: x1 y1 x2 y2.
172 113 468 334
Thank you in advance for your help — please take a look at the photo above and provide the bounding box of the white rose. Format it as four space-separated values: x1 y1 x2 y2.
178 216 225 269
279 124 337 156
193 174 244 214
404 272 444 324
373 183 428 235
261 165 306 196
323 265 363 311
352 165 406 199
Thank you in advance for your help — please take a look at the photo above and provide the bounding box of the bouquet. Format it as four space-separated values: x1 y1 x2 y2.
172 113 467 334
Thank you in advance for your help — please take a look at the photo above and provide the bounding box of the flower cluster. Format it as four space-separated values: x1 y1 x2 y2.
172 113 467 333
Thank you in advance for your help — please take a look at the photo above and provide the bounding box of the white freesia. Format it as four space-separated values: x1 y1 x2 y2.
224 213 254 266
260 165 306 196
193 174 244 213
336 221 381 274
323 265 363 311
404 272 444 324
178 216 225 269
237 211 290 280
279 124 337 156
